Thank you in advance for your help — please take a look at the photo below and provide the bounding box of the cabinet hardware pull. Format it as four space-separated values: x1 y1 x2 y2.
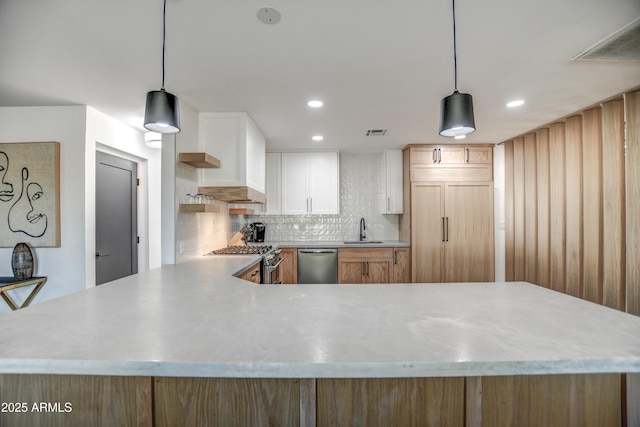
394 250 397 265
387 197 391 212
465 148 469 163
366 262 369 276
438 148 442 163
250 270 260 277
446 217 449 242
433 148 437 163
442 217 445 242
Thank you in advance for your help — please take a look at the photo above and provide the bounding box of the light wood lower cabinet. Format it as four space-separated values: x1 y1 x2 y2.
0 373 625 426
337 247 410 284
238 261 262 284
279 248 298 284
237 248 407 285
338 248 393 284
393 247 411 283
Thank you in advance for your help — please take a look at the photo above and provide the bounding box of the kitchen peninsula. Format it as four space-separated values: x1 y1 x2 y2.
1 255 639 426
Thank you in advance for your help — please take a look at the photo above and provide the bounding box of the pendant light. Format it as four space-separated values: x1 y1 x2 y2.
144 0 180 134
439 0 475 137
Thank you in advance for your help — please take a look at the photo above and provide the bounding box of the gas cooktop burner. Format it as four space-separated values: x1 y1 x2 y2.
207 245 272 255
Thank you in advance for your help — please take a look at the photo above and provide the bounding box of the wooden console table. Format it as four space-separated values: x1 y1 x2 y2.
0 276 47 311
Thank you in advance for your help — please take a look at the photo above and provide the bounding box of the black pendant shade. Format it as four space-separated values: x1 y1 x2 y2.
439 90 475 137
439 0 476 138
143 0 180 134
144 89 180 134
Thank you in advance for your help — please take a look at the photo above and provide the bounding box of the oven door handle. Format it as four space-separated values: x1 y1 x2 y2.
265 257 284 271
272 280 284 285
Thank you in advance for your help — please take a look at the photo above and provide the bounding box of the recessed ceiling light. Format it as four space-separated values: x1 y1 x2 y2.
307 100 323 108
507 99 525 108
312 135 324 141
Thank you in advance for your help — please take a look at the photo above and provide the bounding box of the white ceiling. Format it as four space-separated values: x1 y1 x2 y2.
1 0 639 153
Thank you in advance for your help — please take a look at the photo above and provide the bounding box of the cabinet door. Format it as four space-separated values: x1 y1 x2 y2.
279 248 297 284
464 147 493 164
308 152 339 214
338 260 365 284
382 150 403 214
438 146 466 164
264 152 281 215
392 248 411 283
364 259 392 283
241 262 261 284
411 182 445 283
281 153 309 214
444 182 494 282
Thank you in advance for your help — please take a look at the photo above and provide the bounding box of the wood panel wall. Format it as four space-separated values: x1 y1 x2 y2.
503 88 640 314
627 90 640 316
549 122 566 294
582 107 603 304
536 129 551 289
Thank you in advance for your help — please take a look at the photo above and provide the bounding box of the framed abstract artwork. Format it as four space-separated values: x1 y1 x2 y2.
0 142 61 247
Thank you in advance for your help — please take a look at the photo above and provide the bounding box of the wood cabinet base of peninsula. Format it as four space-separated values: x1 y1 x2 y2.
0 373 629 426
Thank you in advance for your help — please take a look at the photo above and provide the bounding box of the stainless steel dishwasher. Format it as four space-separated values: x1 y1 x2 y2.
297 249 338 284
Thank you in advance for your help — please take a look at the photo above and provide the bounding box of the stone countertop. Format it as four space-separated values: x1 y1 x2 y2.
0 255 639 379
269 240 410 248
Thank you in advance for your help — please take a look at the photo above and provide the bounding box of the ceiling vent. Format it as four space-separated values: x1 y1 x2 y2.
366 129 388 136
572 17 640 61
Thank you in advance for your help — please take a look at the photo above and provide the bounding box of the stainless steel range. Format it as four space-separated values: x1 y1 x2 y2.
262 248 283 285
206 245 284 284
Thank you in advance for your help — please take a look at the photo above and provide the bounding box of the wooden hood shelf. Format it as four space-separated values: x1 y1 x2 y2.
198 186 266 204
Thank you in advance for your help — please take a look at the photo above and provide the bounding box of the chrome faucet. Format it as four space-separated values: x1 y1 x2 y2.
359 217 366 241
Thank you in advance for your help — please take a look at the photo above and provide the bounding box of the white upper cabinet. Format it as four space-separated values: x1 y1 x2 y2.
281 151 340 215
264 152 282 215
198 112 265 193
381 150 404 214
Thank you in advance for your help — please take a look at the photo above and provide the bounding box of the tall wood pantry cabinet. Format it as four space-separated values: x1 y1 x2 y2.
400 145 495 283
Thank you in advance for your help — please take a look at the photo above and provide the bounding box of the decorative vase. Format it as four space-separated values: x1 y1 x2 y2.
11 242 34 281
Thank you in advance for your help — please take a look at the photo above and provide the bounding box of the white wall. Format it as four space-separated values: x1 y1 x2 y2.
0 105 162 313
0 106 88 311
163 102 233 263
85 107 162 283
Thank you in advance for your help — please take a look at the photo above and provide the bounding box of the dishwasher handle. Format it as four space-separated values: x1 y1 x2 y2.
298 249 337 254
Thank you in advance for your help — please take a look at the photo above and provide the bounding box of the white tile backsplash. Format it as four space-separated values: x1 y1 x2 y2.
247 153 399 242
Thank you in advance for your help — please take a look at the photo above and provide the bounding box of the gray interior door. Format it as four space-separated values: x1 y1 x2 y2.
96 152 138 285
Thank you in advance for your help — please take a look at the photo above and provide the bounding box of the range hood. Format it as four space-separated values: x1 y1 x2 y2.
197 112 266 204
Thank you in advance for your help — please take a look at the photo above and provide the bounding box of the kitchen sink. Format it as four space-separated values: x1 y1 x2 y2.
343 241 384 244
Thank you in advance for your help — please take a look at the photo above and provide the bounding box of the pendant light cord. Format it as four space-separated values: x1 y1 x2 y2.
161 0 167 90
452 0 458 92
